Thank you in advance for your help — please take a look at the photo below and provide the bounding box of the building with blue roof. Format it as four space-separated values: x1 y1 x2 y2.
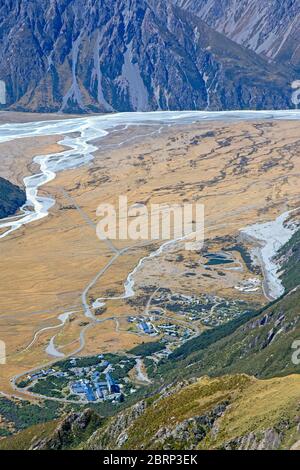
105 373 120 394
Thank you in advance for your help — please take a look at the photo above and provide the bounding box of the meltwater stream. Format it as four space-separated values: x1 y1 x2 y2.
1 110 300 240
0 118 105 238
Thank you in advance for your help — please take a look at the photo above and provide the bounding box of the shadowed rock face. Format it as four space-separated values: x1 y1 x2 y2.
29 409 103 451
0 0 295 113
0 177 26 219
175 0 300 71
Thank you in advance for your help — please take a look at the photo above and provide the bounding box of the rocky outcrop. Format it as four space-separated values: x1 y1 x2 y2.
29 409 102 450
149 402 229 449
82 375 300 451
175 0 300 71
87 400 148 450
224 429 282 451
0 0 295 113
1 375 300 450
0 177 26 219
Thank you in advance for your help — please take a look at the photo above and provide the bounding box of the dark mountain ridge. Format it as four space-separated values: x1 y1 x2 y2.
175 0 300 71
0 177 26 219
0 0 295 113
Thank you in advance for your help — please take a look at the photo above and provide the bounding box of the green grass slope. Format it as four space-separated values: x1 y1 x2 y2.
279 229 300 292
85 374 300 450
154 287 300 383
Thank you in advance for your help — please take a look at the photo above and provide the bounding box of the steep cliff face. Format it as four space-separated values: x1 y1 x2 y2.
0 409 102 451
29 409 102 450
0 177 26 219
175 0 300 70
0 0 295 113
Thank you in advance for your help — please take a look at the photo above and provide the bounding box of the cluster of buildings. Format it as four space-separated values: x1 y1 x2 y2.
69 360 110 379
71 372 122 403
29 370 50 381
156 322 180 338
152 290 246 327
25 289 237 405
138 321 156 335
25 355 125 404
29 368 60 381
128 316 158 336
127 301 195 352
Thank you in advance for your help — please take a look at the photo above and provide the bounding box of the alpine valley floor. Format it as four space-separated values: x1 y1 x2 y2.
0 112 300 447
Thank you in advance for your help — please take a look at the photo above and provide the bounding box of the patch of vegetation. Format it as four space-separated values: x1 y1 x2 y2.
279 228 300 291
0 398 61 432
109 359 136 381
129 342 165 357
0 428 12 438
226 244 257 273
16 379 31 389
0 421 59 450
29 376 69 398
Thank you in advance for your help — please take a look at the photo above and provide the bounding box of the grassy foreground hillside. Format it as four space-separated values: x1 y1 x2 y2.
0 409 102 451
85 374 300 450
2 374 299 450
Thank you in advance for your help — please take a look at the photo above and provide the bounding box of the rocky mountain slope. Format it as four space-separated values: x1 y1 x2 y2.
0 409 102 450
0 0 295 113
175 0 300 70
85 374 300 450
0 177 26 219
2 374 300 450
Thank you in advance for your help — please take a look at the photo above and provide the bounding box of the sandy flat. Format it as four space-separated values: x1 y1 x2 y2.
0 136 65 186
